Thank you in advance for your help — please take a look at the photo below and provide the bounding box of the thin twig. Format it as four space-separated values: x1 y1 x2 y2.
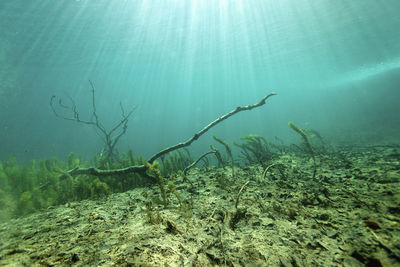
183 151 216 175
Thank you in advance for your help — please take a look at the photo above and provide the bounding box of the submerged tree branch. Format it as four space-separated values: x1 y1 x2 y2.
147 92 277 163
50 80 136 164
66 92 277 177
65 165 147 177
183 150 217 175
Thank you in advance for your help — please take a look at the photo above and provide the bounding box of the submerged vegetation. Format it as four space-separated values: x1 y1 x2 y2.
0 93 277 221
0 131 288 222
0 151 148 221
1 91 399 266
235 134 277 167
0 90 379 224
0 124 369 223
1 141 399 266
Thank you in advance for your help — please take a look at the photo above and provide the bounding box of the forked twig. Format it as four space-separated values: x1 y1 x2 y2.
50 80 136 163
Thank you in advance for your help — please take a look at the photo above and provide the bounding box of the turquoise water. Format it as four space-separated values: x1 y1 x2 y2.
0 0 399 161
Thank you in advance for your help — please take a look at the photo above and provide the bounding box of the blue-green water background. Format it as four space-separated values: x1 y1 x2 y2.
1 0 399 162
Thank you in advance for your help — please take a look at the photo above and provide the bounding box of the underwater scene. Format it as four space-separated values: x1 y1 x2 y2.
1 0 400 266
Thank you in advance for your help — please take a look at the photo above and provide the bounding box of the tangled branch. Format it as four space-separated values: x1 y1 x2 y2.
65 92 277 177
50 80 136 164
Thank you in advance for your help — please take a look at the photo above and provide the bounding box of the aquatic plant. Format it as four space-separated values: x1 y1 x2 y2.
91 177 111 198
0 162 10 192
210 145 225 168
234 134 274 167
145 201 162 225
168 180 182 205
145 161 168 207
0 153 151 221
288 121 317 179
0 157 60 217
183 150 216 175
235 180 250 209
229 208 247 230
67 153 81 169
213 136 235 178
160 149 192 176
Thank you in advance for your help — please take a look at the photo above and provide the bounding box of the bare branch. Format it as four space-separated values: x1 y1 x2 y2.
109 106 136 137
66 165 147 177
147 92 277 163
51 81 136 164
65 92 277 177
50 95 95 125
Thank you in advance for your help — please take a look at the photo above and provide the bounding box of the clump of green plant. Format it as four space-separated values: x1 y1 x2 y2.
0 152 149 222
0 189 13 221
67 153 82 169
0 162 13 220
159 149 192 176
145 201 162 225
165 175 194 230
91 177 111 198
14 191 36 217
230 208 247 230
146 161 168 207
234 134 274 167
0 156 63 218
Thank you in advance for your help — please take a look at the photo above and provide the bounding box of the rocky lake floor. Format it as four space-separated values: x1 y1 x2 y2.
0 146 399 266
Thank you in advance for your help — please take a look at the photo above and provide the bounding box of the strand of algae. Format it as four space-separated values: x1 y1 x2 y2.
210 145 225 168
213 136 235 178
288 121 317 180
